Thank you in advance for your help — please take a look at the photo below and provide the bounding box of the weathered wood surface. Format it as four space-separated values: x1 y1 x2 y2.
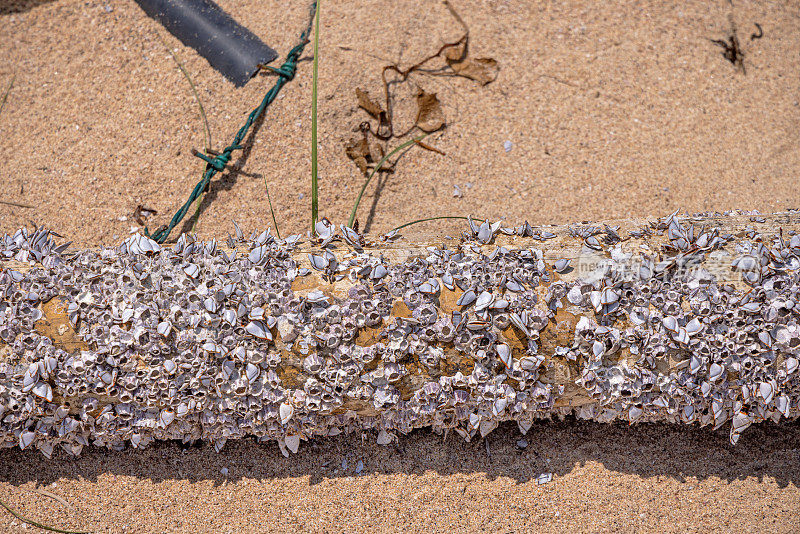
1 211 799 457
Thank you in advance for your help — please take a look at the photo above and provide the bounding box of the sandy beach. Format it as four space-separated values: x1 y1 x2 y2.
1 0 799 532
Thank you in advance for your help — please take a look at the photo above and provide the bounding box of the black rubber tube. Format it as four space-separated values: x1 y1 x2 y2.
135 0 278 87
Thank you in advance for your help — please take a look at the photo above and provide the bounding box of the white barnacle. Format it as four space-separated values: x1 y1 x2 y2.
457 290 476 307
490 299 509 310
314 218 335 241
673 327 689 345
279 403 294 425
584 235 602 250
566 286 584 306
245 362 260 383
474 291 493 311
759 381 775 405
163 359 177 375
183 263 200 279
371 264 388 280
223 308 237 326
203 297 217 313
599 287 619 305
589 291 603 311
628 406 643 422
19 431 35 450
249 245 268 264
157 320 172 338
306 290 328 304
685 317 703 335
708 363 725 382
553 258 571 273
308 254 329 271
340 225 363 251
418 278 440 295
159 408 175 427
31 382 53 403
245 320 272 341
496 343 512 368
662 316 679 332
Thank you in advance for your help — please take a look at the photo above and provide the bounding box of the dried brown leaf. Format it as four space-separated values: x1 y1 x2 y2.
447 56 499 85
345 134 393 175
356 88 384 118
356 88 392 138
443 40 468 63
345 137 371 175
415 90 446 133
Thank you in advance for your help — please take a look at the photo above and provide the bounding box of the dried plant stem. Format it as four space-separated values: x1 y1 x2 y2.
0 200 33 209
0 497 89 534
0 73 14 118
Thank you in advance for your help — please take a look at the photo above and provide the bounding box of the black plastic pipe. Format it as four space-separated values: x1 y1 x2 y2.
135 0 278 87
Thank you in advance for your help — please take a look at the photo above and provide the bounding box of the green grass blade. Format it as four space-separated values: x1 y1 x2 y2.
347 134 428 228
310 0 321 234
264 175 281 239
156 33 211 151
390 215 473 233
154 31 213 235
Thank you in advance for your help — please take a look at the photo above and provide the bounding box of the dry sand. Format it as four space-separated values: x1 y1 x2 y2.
1 0 800 532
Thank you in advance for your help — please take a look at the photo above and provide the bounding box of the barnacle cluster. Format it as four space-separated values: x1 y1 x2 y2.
1 210 799 458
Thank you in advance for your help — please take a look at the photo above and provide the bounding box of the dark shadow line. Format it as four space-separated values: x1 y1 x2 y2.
2 419 798 488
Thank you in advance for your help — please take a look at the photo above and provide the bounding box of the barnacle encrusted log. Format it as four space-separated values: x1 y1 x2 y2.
2 211 800 458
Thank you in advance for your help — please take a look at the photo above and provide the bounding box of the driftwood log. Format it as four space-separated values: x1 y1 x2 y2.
1 211 799 458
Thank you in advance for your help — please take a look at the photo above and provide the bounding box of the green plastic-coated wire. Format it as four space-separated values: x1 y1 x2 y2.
145 2 317 244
